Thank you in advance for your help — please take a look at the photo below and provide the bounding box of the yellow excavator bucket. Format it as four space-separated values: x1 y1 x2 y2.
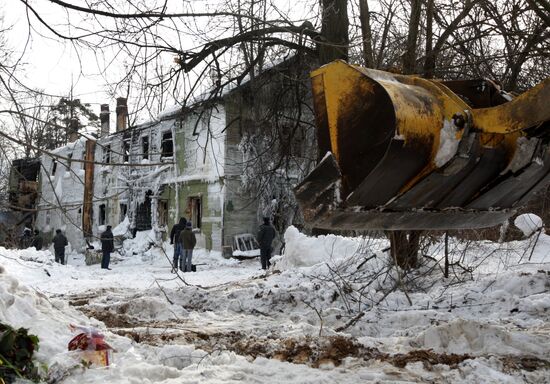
295 60 550 231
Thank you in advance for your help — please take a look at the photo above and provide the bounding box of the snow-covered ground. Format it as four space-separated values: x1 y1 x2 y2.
1 221 549 383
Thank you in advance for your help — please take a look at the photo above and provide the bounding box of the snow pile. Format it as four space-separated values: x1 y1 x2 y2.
233 249 261 257
412 319 550 357
0 264 98 367
87 295 180 322
113 216 131 237
434 119 460 167
277 226 361 269
121 229 157 255
1 226 549 383
2 247 53 264
514 213 543 237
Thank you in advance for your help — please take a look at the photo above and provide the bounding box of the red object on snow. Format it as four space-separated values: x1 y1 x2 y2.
67 325 112 351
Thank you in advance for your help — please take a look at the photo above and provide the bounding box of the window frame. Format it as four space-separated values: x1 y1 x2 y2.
103 145 111 164
141 136 149 160
51 159 57 176
98 204 106 226
122 139 130 162
187 196 202 230
160 131 174 159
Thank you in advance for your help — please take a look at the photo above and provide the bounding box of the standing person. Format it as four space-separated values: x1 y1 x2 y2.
32 229 43 251
100 225 114 270
169 217 187 273
257 217 276 270
20 227 33 249
179 221 196 272
52 229 68 264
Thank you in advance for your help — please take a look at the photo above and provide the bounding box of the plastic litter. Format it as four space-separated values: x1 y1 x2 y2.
67 324 113 367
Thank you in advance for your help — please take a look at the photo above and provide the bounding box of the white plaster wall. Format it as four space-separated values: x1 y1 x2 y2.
36 138 88 251
171 106 226 251
171 106 226 183
91 135 129 242
206 182 224 250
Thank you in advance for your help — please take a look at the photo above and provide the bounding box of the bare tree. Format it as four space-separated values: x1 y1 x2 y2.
359 0 375 67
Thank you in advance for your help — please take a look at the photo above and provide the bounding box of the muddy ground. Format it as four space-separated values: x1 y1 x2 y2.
65 289 550 375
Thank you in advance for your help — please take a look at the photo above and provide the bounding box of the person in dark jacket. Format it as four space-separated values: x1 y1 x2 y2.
257 217 276 270
100 225 114 270
169 217 187 272
20 227 33 249
32 230 43 251
52 229 68 264
179 221 196 272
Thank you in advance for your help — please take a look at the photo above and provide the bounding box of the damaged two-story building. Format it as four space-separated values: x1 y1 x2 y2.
33 56 317 255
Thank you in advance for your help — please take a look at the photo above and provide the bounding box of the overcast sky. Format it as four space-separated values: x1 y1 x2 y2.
5 2 122 115
3 0 314 125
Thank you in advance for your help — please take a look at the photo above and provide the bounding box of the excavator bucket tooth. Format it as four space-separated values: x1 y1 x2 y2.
468 148 550 209
435 147 507 208
517 172 550 206
387 135 482 209
346 137 431 207
295 60 550 232
294 153 342 224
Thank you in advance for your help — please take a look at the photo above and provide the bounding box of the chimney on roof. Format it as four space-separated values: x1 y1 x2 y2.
116 97 128 132
100 104 110 137
68 118 79 143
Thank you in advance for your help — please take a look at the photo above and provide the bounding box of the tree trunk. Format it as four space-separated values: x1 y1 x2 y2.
359 0 374 67
319 0 349 64
402 0 422 74
376 7 395 69
424 0 435 78
388 230 422 269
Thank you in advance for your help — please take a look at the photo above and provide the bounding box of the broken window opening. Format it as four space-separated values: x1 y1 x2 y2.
103 145 111 164
136 190 153 231
120 203 128 222
158 200 168 226
99 204 106 226
142 136 149 160
161 131 174 158
122 138 130 162
187 196 202 229
51 159 57 176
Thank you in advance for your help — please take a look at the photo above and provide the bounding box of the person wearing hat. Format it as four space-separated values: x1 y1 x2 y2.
169 217 187 272
52 228 68 264
257 217 276 270
179 221 196 272
100 225 114 270
32 229 43 251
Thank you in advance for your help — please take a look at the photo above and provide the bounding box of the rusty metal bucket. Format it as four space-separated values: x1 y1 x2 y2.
295 61 550 231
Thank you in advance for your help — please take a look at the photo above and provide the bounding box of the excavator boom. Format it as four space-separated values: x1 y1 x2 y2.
295 61 550 231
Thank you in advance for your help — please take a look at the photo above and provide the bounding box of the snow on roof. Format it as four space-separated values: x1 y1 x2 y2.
159 53 304 115
50 136 89 154
163 173 221 185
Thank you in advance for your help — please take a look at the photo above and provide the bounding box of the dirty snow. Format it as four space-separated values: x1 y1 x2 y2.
0 224 549 383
